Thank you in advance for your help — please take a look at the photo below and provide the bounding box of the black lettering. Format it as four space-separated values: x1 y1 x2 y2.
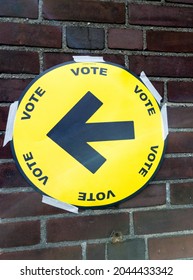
96 192 105 200
140 92 148 101
38 176 48 185
151 145 158 153
29 94 39 102
78 192 86 201
23 152 33 161
134 85 143 94
139 167 148 177
71 68 79 76
90 66 99 74
35 87 46 97
33 168 42 177
100 68 107 76
107 190 116 199
81 67 90 74
21 111 31 120
148 153 156 162
87 193 95 201
27 161 36 170
25 102 35 112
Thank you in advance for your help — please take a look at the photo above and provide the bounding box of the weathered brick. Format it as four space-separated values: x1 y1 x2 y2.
0 22 62 48
147 30 193 52
134 208 193 235
47 213 129 242
0 221 40 248
168 107 193 128
129 55 193 78
166 132 193 153
155 157 193 181
43 0 125 23
107 239 145 260
108 28 143 50
167 81 193 103
0 0 38 18
66 27 105 50
128 4 193 27
119 184 166 208
149 235 193 260
0 162 30 188
0 79 31 102
0 246 82 260
170 182 193 205
86 243 105 260
0 192 66 218
0 105 9 130
0 50 39 74
0 134 12 159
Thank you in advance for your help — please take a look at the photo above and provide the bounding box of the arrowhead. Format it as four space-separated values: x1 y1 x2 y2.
47 91 135 173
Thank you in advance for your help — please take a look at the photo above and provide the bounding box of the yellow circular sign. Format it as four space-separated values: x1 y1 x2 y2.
12 61 166 208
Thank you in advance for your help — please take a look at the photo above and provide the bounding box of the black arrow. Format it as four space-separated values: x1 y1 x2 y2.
47 91 135 173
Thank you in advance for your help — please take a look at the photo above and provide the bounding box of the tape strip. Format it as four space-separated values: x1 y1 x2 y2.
42 195 79 214
73 55 105 62
3 101 18 147
140 71 162 105
161 103 168 140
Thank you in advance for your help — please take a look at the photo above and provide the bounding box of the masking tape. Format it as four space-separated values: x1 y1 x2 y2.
3 101 18 146
42 195 79 214
73 55 105 62
140 71 162 105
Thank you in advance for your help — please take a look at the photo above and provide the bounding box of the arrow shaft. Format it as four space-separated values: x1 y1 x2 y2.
83 121 134 142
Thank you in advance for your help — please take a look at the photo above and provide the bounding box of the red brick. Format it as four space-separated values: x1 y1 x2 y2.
0 22 62 48
147 30 193 52
0 162 30 188
43 0 125 23
43 53 74 70
155 157 193 181
43 53 125 70
0 79 32 102
0 50 39 74
166 132 193 153
0 105 9 130
167 81 193 103
0 0 38 18
134 208 193 235
0 192 66 218
86 243 105 260
128 4 193 27
119 184 166 208
168 107 193 128
0 246 82 260
170 182 193 205
47 213 129 242
0 134 12 159
149 235 193 260
129 55 193 78
0 221 40 248
108 28 143 50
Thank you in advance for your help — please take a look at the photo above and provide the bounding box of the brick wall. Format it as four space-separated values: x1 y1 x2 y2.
1 0 193 260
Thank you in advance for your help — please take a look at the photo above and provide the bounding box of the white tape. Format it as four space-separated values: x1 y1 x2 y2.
3 101 18 146
140 71 162 105
73 55 104 62
161 103 168 140
42 195 79 214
